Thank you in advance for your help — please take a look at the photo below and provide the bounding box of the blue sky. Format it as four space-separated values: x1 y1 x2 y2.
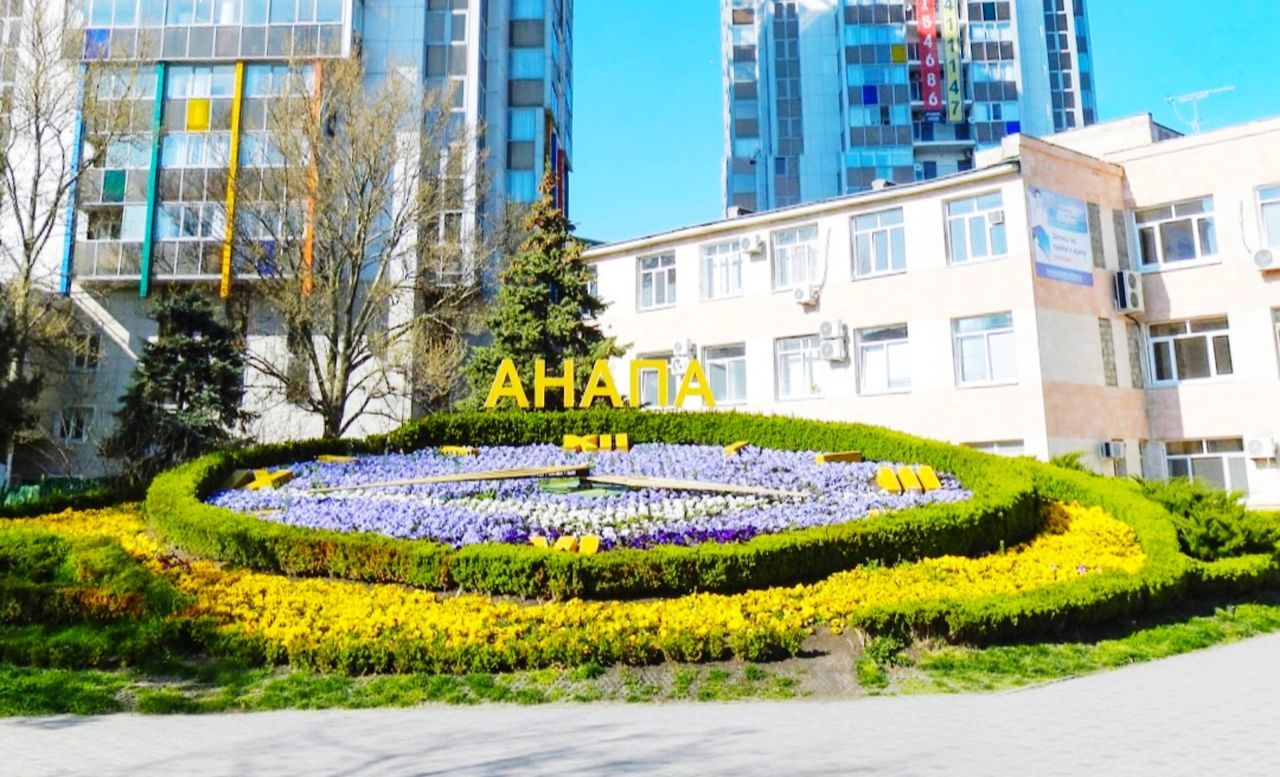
570 2 1280 244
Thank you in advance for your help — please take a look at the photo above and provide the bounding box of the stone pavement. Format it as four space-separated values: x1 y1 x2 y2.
4 633 1280 776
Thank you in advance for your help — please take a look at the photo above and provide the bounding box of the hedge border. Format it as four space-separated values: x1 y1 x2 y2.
145 409 1042 599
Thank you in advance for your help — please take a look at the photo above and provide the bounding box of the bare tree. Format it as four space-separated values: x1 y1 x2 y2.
232 58 503 438
0 3 137 483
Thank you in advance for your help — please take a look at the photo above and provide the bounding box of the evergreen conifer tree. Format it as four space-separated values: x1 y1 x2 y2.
466 173 622 408
0 293 42 462
102 289 250 484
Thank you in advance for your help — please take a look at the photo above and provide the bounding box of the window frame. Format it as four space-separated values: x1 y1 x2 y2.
1134 196 1218 271
699 239 745 301
635 352 676 408
1147 317 1234 386
771 224 822 290
952 312 1017 388
856 324 911 395
1258 184 1280 250
71 332 103 372
1164 439 1249 496
945 192 1007 266
54 406 96 444
703 344 748 405
851 208 907 280
774 334 823 401
636 252 677 311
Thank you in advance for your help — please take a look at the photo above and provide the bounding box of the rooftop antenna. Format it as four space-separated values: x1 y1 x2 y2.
1166 86 1235 133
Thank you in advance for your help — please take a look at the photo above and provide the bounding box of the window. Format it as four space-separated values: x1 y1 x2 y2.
965 440 1025 457
946 193 1006 264
72 333 102 371
775 335 823 400
1149 317 1233 384
1136 197 1217 268
953 313 1016 386
1166 439 1249 496
704 345 747 405
55 407 95 443
1259 186 1280 249
772 224 821 289
700 239 745 300
636 353 675 407
852 209 905 278
638 253 676 310
857 325 910 394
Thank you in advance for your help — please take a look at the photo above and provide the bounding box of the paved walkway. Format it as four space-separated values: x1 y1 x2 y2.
5 633 1280 776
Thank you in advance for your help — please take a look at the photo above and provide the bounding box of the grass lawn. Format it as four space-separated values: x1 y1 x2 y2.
4 593 1280 716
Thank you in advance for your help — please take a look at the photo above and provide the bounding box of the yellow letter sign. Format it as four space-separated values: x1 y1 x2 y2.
484 358 530 409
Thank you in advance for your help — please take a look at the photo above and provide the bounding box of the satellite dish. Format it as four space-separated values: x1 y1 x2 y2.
1255 249 1276 270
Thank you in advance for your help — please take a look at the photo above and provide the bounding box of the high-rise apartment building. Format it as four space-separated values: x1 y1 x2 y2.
2 0 574 480
721 0 1095 212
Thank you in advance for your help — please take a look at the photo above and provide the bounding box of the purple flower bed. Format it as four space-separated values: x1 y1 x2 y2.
208 444 970 550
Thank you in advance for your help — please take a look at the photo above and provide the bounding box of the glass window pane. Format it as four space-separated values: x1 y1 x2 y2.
862 345 887 393
1153 341 1173 382
969 215 988 257
988 330 1017 382
958 336 988 383
1206 438 1244 454
1263 202 1280 247
949 218 968 262
1138 226 1159 265
872 230 888 272
886 341 910 389
1228 457 1249 495
1160 220 1197 262
1167 458 1190 478
1174 336 1211 379
890 227 905 270
1197 218 1217 256
1191 457 1227 490
1167 440 1203 456
1212 335 1233 375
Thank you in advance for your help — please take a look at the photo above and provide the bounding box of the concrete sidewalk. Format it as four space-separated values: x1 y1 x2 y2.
5 633 1280 776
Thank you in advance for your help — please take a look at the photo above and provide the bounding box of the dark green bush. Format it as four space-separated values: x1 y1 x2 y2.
146 410 1041 599
1138 478 1280 561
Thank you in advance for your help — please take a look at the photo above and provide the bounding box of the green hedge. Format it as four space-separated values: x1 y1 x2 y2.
0 482 139 520
145 410 1042 599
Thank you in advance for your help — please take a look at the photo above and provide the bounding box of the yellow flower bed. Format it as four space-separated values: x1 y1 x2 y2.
14 502 1145 672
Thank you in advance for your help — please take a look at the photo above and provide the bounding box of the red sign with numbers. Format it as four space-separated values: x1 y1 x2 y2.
917 0 944 123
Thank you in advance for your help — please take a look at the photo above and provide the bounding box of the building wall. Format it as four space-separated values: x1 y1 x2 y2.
593 166 1058 456
592 120 1280 508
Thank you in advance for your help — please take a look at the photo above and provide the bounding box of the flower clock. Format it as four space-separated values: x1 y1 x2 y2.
209 444 972 550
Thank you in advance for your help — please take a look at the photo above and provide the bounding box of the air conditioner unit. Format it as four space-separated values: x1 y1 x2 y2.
1113 271 1144 315
1098 441 1126 461
1255 249 1276 272
1245 435 1277 460
819 319 846 340
989 209 1006 226
743 235 767 255
820 338 849 362
794 286 820 306
672 339 696 358
670 355 691 377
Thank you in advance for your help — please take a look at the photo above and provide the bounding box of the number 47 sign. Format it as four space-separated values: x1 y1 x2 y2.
939 0 964 123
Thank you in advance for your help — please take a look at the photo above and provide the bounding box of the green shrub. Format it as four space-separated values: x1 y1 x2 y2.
1139 478 1280 561
145 410 1042 600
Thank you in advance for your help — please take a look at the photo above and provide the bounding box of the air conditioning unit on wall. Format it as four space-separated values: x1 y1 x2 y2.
1113 271 1144 315
1098 441 1126 461
819 320 846 341
1245 435 1277 460
820 338 848 362
794 286 820 306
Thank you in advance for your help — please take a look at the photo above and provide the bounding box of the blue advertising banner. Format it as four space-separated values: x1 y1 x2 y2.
1028 187 1094 287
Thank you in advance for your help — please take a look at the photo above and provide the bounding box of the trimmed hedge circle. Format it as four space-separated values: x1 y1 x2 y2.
145 410 1043 599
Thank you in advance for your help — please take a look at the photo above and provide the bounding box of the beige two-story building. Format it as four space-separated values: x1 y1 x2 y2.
584 115 1280 508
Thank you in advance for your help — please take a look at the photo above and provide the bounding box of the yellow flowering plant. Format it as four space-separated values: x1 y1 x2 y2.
11 502 1145 673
